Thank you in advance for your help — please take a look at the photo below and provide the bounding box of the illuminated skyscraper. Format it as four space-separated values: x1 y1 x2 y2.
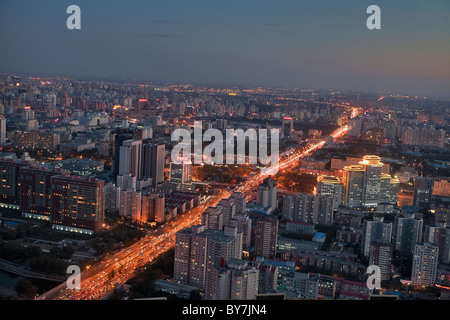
342 155 398 209
317 175 343 207
359 155 383 208
342 165 365 208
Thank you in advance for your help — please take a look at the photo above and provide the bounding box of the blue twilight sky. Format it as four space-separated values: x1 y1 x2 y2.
0 0 449 96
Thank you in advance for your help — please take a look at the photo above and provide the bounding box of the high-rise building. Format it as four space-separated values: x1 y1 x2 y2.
348 117 363 137
257 178 277 211
413 177 434 209
229 213 252 251
359 155 383 208
317 175 343 207
119 139 143 179
250 214 278 259
104 182 120 214
174 225 243 292
342 165 365 208
282 117 294 139
256 263 278 295
411 243 439 287
342 155 398 209
143 143 165 187
20 165 64 220
208 259 259 300
113 129 133 179
424 226 450 264
217 198 236 228
362 216 393 257
50 174 105 235
230 192 246 214
0 158 34 208
169 162 192 190
119 189 142 220
282 193 334 225
393 214 424 256
202 206 223 231
141 192 165 223
369 240 393 281
116 173 136 192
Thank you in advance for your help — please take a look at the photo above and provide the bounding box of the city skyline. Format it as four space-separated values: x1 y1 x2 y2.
1 0 449 97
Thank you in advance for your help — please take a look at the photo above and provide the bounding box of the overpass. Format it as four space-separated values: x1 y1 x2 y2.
0 258 66 282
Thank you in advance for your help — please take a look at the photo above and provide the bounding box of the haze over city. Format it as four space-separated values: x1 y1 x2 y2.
1 0 449 96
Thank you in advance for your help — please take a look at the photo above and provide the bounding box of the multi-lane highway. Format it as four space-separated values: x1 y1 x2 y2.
37 109 356 300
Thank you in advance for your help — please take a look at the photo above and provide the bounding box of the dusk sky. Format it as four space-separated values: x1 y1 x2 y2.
1 0 449 96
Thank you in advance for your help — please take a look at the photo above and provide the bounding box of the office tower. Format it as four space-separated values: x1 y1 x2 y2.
208 259 259 300
369 240 393 281
119 189 142 220
389 177 400 205
282 117 294 139
50 174 105 235
342 165 365 208
0 116 5 144
413 177 434 209
0 158 34 208
411 243 439 287
393 214 424 256
217 198 236 227
257 177 277 211
342 155 397 209
104 182 120 214
119 139 143 179
202 206 223 231
250 214 278 259
361 216 393 257
20 165 63 220
143 143 165 187
230 192 246 214
317 175 343 207
142 193 165 223
359 155 383 208
380 174 399 205
174 225 243 291
113 129 133 179
282 193 334 225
